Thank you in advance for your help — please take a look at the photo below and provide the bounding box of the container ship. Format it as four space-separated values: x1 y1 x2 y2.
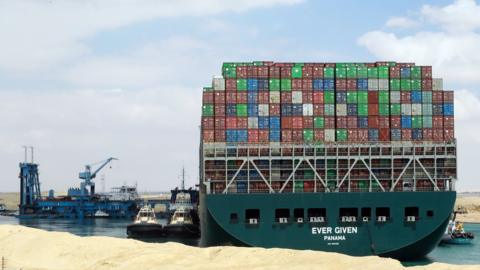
199 61 456 260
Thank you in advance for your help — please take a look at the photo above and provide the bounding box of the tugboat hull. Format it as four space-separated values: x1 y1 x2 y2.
164 224 200 238
126 224 163 237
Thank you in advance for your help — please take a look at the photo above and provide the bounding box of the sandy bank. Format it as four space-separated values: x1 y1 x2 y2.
455 196 480 223
0 225 477 270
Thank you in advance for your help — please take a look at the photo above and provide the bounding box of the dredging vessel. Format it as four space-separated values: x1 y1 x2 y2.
199 61 457 260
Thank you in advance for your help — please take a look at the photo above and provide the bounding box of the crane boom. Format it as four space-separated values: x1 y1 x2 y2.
91 157 117 179
78 157 117 196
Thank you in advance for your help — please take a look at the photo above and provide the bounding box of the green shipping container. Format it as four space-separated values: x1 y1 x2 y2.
378 66 389 78
222 63 237 78
236 104 248 116
368 67 378 78
336 63 347 68
203 87 213 92
292 66 302 78
324 91 335 104
294 181 304 192
281 79 292 91
390 104 401 115
305 170 315 179
269 79 280 91
347 91 357 103
423 116 433 128
357 66 368 78
336 129 348 141
346 66 357 78
411 66 421 79
336 67 347 78
358 104 368 116
422 91 432 103
314 117 324 128
358 180 368 189
324 104 335 115
237 79 247 91
303 129 314 142
411 79 421 90
357 91 368 104
379 104 390 116
390 79 400 91
327 160 336 168
202 104 214 116
411 116 423 128
324 67 335 78
378 91 389 103
401 79 412 91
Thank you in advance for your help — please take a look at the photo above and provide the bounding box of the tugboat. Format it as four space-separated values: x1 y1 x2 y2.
441 212 475 245
126 205 163 237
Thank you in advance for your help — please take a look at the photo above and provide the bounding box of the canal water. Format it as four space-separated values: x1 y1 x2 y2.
0 216 478 266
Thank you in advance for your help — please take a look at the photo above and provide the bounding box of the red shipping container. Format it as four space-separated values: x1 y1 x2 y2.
248 129 259 142
444 128 454 140
401 92 411 103
444 117 454 128
303 116 314 128
432 116 444 128
236 66 247 78
423 129 433 141
402 129 412 141
292 79 302 90
237 117 248 129
302 66 313 78
324 63 335 68
292 129 303 142
368 104 379 116
303 92 313 103
389 66 400 78
237 92 247 103
443 91 454 102
391 116 401 128
325 116 335 128
214 129 225 142
368 92 378 104
214 116 225 129
281 117 293 129
269 66 281 78
226 79 237 90
258 92 269 103
302 79 313 90
422 79 432 90
314 129 324 141
348 129 358 142
398 62 414 68
379 128 390 141
202 117 214 129
270 104 281 116
247 66 258 78
259 130 269 142
368 116 379 128
304 181 314 192
226 117 237 129
203 130 214 142
336 116 347 128
280 92 292 103
433 128 444 141
358 129 368 142
282 129 292 142
432 92 443 103
214 92 225 104
313 104 324 116
347 116 357 128
214 104 225 116
258 66 269 78
336 79 347 90
281 67 292 78
226 91 236 103
421 66 432 78
203 91 214 104
313 92 324 104
379 116 390 128
312 65 324 78
346 79 357 90
292 117 303 129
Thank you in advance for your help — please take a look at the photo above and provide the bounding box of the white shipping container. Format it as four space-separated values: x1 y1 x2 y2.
378 79 389 90
390 91 400 103
269 92 280 103
303 104 313 116
336 104 347 116
401 104 412 115
248 117 258 128
292 91 303 104
212 76 225 91
325 129 335 142
411 104 422 115
432 78 443 91
422 104 432 116
368 79 379 91
324 104 335 116
258 104 269 116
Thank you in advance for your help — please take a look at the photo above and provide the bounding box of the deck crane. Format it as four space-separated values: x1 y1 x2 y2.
79 157 117 196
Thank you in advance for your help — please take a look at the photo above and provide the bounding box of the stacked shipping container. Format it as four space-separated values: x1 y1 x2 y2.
202 62 454 143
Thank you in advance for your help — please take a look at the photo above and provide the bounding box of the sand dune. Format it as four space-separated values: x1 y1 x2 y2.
0 225 478 270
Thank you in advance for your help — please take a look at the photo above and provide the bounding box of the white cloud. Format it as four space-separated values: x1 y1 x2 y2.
385 17 418 28
422 0 480 33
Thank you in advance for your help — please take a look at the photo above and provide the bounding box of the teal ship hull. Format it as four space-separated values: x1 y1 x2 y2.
200 191 456 260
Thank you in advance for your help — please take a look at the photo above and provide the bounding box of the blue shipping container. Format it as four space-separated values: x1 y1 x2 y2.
269 129 280 141
281 104 292 116
358 117 368 128
248 92 258 103
411 91 422 103
248 104 258 116
444 103 454 116
400 67 411 78
412 129 423 140
292 104 303 115
258 79 269 90
433 104 443 115
324 79 335 90
237 181 247 193
226 129 237 142
247 79 258 91
401 116 412 128
347 104 357 116
237 129 248 142
357 79 368 90
258 117 269 129
391 129 401 141
336 91 347 103
368 129 379 141
226 104 237 116
313 79 324 90
270 117 280 129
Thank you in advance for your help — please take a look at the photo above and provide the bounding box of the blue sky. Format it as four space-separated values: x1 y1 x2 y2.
0 0 479 192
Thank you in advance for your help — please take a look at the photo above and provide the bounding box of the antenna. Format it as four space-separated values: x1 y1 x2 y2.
30 146 34 163
181 166 185 190
22 145 28 162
